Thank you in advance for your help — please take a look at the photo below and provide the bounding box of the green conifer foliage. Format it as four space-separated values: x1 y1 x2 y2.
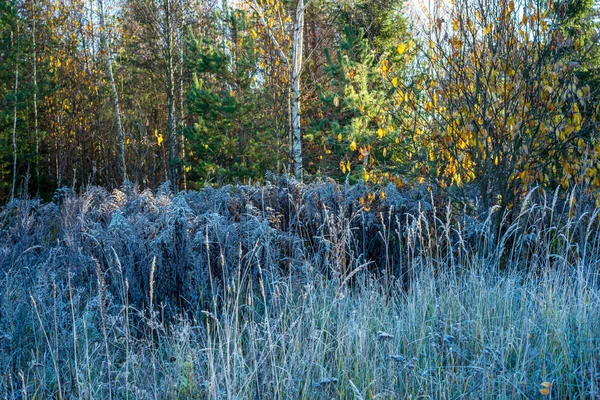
186 8 277 184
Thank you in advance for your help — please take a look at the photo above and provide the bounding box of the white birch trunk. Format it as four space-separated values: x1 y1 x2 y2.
98 0 127 183
291 0 304 180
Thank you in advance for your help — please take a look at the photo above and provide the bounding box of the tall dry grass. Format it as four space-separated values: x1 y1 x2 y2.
0 181 599 399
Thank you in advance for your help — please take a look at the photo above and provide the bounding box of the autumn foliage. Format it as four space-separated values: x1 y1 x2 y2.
0 0 598 220
415 0 599 214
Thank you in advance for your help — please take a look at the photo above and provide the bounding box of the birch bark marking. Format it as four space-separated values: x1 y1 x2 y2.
291 0 304 180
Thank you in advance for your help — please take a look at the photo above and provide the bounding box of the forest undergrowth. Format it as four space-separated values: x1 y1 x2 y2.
1 177 599 399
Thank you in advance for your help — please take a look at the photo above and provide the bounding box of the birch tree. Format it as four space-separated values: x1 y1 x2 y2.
98 0 127 182
290 0 304 180
415 0 600 222
248 0 305 180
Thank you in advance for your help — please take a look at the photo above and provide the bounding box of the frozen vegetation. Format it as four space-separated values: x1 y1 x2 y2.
1 177 599 399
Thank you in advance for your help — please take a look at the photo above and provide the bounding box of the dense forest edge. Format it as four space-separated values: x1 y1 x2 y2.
1 0 600 212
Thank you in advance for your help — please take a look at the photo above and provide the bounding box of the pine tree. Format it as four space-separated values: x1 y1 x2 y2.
186 8 277 184
313 0 413 185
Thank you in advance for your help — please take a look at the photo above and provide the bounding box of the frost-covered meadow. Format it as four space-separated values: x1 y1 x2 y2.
1 178 600 399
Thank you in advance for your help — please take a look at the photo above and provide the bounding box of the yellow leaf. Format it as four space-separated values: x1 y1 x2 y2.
392 77 399 88
578 138 585 149
350 140 357 151
377 128 384 138
381 59 389 74
540 388 550 396
383 148 387 157
337 133 343 142
185 165 191 173
364 171 370 182
340 160 347 173
397 91 404 103
157 134 164 146
397 43 406 55
346 160 351 171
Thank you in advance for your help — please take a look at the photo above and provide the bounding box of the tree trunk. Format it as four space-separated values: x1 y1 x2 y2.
291 0 304 181
165 0 178 190
11 29 19 202
98 0 127 183
57 115 63 187
32 1 40 194
179 23 186 190
247 0 295 175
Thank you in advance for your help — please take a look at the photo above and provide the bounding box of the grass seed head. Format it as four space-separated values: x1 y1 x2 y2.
315 377 338 387
389 354 405 363
377 331 394 341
